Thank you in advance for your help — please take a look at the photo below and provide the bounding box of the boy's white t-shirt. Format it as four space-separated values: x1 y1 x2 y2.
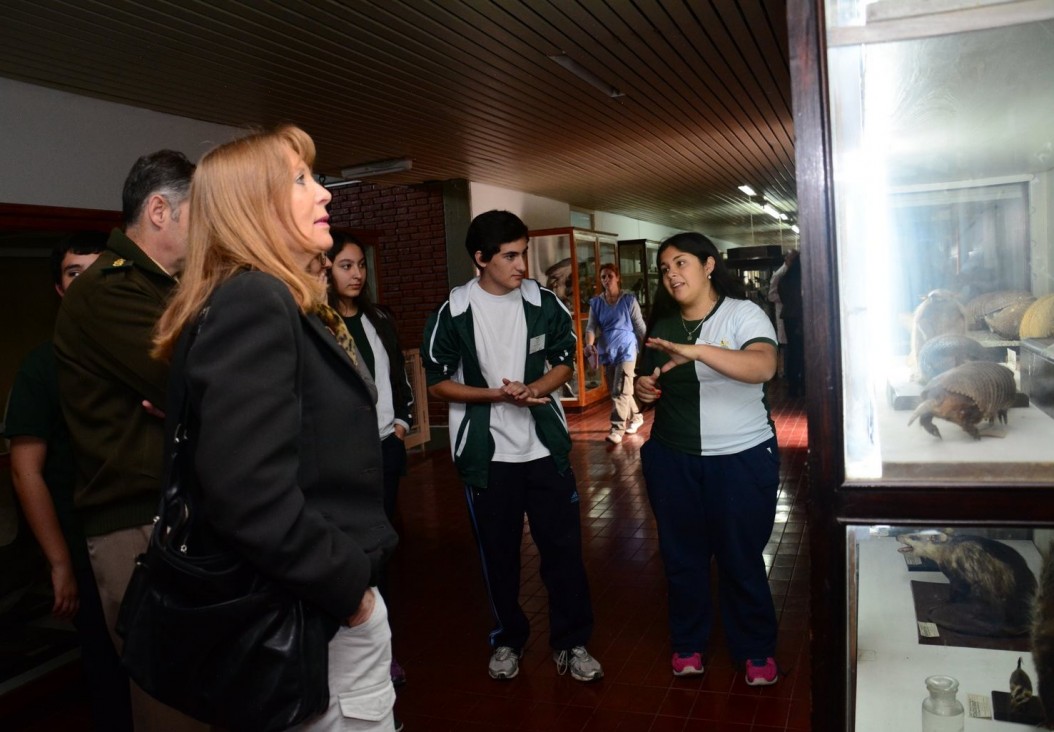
468 281 550 463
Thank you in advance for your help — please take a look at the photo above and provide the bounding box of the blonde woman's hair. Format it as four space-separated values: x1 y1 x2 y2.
154 125 326 360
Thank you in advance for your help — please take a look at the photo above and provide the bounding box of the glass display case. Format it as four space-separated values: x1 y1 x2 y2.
826 3 1054 483
617 239 661 317
790 1 1054 729
527 227 617 408
850 524 1054 731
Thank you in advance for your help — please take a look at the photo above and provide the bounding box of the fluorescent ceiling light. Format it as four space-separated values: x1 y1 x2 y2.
738 184 757 196
322 178 363 190
791 224 800 234
340 157 412 178
548 54 624 98
762 203 784 220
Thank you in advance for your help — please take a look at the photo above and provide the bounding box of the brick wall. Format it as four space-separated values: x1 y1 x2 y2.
328 181 451 430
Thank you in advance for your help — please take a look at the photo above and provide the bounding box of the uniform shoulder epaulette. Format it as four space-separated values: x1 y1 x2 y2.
101 257 135 274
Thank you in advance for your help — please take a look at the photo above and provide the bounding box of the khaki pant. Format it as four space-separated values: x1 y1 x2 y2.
606 360 641 432
86 525 210 732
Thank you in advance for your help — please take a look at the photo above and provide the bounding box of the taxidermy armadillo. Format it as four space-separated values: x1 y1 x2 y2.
915 333 992 383
1021 294 1054 339
910 290 966 370
964 290 1034 330
907 361 1016 439
985 297 1036 339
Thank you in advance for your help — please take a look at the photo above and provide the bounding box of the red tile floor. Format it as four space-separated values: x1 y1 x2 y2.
387 380 810 732
3 381 810 732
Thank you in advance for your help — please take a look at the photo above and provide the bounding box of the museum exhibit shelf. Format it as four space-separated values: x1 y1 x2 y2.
852 528 1050 731
616 238 660 317
789 0 1054 728
527 227 617 408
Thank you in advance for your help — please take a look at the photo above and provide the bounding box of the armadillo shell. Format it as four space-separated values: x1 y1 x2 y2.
916 334 991 382
1020 294 1054 339
985 298 1036 338
964 290 1034 329
922 360 1017 416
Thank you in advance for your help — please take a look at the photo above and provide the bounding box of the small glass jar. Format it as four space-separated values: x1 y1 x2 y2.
922 675 965 732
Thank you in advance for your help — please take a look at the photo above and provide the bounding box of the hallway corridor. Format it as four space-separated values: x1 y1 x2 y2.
2 382 810 732
387 382 810 731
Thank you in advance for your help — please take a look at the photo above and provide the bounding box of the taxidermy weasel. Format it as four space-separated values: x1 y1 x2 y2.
897 531 1037 636
1034 545 1054 728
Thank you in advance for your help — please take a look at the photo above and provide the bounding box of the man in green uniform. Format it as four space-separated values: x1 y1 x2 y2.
53 149 205 731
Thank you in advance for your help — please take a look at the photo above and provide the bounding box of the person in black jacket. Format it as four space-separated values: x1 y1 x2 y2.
153 125 399 730
777 251 804 397
328 231 414 687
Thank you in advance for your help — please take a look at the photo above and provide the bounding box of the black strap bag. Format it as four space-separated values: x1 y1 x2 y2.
116 309 335 732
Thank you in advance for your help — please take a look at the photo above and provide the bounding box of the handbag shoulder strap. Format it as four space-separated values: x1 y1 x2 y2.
156 306 210 546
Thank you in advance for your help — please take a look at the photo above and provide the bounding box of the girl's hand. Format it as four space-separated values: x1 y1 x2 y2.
635 367 662 404
646 337 698 373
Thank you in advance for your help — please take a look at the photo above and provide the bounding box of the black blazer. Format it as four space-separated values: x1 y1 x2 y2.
178 271 397 622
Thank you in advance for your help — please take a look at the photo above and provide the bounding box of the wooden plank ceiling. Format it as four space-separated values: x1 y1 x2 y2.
0 0 797 247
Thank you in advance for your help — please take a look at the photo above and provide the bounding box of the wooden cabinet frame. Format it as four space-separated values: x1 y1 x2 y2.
789 2 1054 729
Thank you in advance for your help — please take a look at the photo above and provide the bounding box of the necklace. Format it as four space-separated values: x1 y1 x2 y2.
681 317 704 342
681 296 719 342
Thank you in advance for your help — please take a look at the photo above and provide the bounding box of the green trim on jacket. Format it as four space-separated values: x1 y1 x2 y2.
421 278 577 488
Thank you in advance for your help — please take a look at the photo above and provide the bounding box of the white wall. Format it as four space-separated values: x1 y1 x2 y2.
470 181 687 243
593 211 683 242
469 181 570 230
0 77 241 210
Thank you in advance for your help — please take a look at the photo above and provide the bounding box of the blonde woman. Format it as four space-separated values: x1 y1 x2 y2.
154 125 398 730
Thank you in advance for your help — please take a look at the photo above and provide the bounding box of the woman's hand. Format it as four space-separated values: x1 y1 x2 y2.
646 337 701 373
583 343 599 370
635 367 662 404
347 587 376 627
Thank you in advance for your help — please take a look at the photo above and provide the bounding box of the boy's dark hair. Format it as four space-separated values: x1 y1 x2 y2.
464 210 528 264
121 149 196 226
50 230 108 287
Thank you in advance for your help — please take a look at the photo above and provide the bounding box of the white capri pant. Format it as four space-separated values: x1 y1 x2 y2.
289 588 396 731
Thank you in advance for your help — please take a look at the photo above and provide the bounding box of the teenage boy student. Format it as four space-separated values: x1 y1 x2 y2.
421 209 603 682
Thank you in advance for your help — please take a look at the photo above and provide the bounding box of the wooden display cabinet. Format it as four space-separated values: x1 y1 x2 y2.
617 238 661 318
527 227 618 409
790 1 1054 729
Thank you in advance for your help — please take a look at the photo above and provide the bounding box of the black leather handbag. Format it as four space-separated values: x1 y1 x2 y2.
116 310 335 732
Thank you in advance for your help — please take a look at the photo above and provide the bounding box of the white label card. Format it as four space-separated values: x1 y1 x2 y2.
967 693 991 719
529 334 546 354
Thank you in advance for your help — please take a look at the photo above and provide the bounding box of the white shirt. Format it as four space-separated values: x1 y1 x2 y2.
468 282 550 463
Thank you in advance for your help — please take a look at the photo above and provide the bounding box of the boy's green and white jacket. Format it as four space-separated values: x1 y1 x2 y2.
421 278 577 488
